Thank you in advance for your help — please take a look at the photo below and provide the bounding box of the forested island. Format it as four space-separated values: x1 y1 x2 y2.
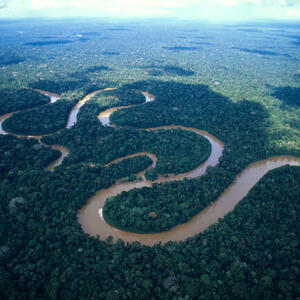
0 19 299 299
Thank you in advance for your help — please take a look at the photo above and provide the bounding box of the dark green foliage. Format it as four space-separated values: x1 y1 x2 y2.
29 73 105 94
44 126 211 175
162 65 194 76
101 129 211 175
272 86 300 107
70 67 111 79
128 174 137 181
104 167 222 233
104 80 299 233
0 20 299 300
3 100 74 135
29 79 89 94
0 88 50 115
39 87 148 156
147 69 164 76
145 168 158 180
110 81 271 165
145 65 194 77
0 142 299 299
85 66 110 73
0 135 60 177
97 88 145 105
2 84 108 136
99 131 211 231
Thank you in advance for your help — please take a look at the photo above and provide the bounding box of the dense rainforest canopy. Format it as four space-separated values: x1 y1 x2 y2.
0 19 299 299
0 88 50 115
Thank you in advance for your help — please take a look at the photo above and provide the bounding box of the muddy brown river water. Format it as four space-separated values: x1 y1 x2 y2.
1 88 299 245
67 88 115 129
78 155 300 246
0 88 114 170
84 103 300 245
0 90 66 170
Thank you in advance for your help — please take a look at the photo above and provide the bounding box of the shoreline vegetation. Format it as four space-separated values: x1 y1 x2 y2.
1 84 299 238
0 20 299 299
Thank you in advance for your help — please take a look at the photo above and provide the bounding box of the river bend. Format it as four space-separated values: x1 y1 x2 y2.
1 88 298 246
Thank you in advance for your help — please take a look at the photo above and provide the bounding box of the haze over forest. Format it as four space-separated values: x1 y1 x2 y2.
1 0 300 21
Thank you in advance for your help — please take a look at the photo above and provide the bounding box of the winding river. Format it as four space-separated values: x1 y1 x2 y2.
67 88 115 128
1 87 299 246
79 97 300 246
33 89 60 104
78 155 299 246
0 90 70 171
98 91 155 127
0 88 114 170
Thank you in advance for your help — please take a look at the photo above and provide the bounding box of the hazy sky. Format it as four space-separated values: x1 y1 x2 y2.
0 0 300 21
